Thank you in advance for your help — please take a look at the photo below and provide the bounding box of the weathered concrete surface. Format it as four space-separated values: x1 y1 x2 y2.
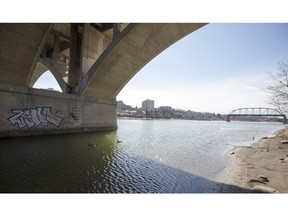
0 23 206 97
0 83 117 138
0 24 52 86
29 61 48 87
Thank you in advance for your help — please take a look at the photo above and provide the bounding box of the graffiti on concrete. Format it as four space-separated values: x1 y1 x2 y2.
70 105 80 121
7 107 63 129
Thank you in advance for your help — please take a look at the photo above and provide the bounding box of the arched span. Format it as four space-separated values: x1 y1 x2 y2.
37 58 68 92
29 61 49 87
81 23 206 99
229 107 284 115
227 107 287 124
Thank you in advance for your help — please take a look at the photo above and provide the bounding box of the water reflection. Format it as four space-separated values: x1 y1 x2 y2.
0 130 250 193
0 131 117 192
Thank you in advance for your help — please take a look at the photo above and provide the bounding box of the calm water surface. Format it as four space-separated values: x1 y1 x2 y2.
0 119 284 193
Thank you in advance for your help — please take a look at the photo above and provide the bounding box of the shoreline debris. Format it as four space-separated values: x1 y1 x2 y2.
251 185 278 193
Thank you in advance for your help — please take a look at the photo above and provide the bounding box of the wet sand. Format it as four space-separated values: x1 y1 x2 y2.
216 126 288 193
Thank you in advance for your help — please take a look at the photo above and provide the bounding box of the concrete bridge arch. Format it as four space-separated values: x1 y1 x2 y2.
81 23 206 99
0 23 206 137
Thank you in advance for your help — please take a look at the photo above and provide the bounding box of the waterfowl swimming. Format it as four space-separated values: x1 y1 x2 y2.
87 143 98 147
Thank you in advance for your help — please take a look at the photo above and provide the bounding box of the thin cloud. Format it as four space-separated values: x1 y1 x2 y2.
117 73 271 114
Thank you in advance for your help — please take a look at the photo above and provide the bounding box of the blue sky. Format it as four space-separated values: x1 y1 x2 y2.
117 23 288 113
34 23 288 114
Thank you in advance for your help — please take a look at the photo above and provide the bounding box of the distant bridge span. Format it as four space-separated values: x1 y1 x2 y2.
226 107 287 124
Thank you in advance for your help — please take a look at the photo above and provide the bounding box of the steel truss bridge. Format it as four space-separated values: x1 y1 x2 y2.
226 107 287 124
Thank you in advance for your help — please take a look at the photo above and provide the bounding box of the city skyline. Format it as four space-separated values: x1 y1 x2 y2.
118 98 220 113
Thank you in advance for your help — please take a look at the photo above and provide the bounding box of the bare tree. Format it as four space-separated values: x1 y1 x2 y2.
267 60 288 114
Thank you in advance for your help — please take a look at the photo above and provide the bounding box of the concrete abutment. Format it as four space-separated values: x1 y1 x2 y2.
0 83 117 138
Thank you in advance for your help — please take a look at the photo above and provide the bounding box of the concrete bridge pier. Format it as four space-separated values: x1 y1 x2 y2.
226 115 230 122
0 83 117 138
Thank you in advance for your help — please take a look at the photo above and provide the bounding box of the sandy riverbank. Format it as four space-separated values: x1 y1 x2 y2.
216 126 288 193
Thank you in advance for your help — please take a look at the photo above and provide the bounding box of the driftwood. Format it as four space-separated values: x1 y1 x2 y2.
248 177 266 184
258 175 269 182
251 185 278 193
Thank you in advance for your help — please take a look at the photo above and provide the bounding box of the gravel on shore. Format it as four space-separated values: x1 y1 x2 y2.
215 126 288 193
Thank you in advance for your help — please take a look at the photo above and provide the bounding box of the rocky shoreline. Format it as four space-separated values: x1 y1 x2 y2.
215 126 288 193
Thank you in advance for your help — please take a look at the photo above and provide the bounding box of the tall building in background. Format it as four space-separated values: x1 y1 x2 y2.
142 99 154 111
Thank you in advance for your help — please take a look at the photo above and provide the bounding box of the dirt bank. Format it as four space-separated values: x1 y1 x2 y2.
216 126 288 193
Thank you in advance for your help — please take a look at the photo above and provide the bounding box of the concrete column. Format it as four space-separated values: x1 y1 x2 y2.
53 34 60 65
82 24 89 58
113 23 121 41
226 115 230 122
68 24 81 92
81 23 90 75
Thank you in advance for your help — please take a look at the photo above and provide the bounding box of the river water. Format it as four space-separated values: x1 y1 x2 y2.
0 119 284 193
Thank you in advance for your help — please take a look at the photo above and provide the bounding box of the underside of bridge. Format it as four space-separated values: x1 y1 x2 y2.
0 23 205 137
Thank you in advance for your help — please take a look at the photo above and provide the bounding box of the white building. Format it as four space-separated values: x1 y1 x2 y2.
142 99 154 111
